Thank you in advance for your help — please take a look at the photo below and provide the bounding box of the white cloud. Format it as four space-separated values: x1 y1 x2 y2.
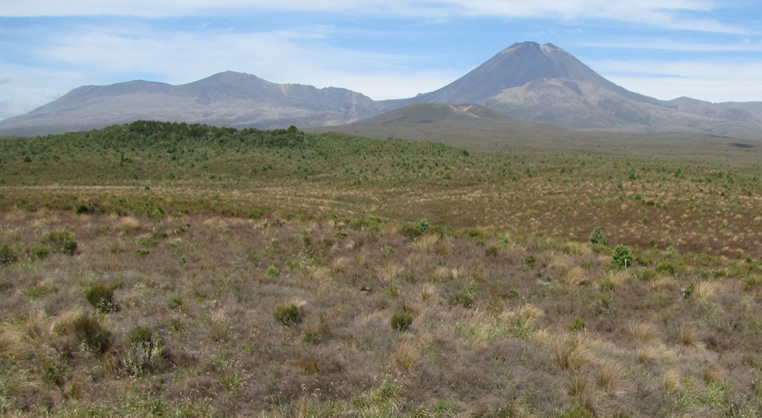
0 65 88 120
0 23 463 119
595 59 762 102
585 39 762 52
1 0 738 33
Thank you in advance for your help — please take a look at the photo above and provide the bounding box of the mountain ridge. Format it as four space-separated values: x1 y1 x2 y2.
2 41 761 138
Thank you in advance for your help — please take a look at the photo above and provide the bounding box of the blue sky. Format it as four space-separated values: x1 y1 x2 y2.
1 1 761 121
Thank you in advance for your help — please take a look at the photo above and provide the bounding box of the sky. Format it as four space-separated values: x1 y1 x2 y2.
1 1 762 121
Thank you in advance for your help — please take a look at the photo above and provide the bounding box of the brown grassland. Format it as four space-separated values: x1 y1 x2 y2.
0 121 762 416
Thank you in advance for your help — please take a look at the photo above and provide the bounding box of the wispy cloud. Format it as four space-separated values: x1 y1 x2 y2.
1 0 737 32
586 39 762 52
0 22 462 119
595 58 762 102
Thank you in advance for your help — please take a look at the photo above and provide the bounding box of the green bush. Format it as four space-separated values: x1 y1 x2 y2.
589 227 607 245
0 244 18 265
390 311 413 331
399 218 430 240
266 265 281 277
568 317 586 332
41 231 77 255
76 204 91 214
656 262 680 277
638 269 657 281
84 283 119 313
448 289 475 309
72 314 112 356
273 304 301 326
465 228 486 245
32 246 51 260
611 245 633 269
127 325 153 347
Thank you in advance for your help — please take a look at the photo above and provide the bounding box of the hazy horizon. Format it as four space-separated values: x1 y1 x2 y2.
2 1 762 121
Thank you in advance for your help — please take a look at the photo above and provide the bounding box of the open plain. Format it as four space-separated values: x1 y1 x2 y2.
1 121 762 416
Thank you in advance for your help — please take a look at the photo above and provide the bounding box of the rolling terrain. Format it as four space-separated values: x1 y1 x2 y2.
1 122 762 416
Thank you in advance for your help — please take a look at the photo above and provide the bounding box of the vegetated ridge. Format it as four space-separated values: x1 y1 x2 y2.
1 41 761 138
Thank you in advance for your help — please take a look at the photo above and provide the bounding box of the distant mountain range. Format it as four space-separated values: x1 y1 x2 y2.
2 41 761 138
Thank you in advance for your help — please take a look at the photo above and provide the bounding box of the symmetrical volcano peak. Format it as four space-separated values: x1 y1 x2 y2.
412 41 613 105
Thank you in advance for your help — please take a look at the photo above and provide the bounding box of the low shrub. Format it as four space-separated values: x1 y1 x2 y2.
0 244 18 265
41 231 77 255
611 245 633 269
589 227 607 245
656 262 681 277
390 311 413 331
568 317 587 332
32 246 51 260
273 304 301 326
72 314 112 356
85 283 119 313
399 218 430 241
448 289 475 309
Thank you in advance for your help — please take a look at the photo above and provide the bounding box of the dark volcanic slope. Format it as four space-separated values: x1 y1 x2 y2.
0 72 382 136
310 102 573 149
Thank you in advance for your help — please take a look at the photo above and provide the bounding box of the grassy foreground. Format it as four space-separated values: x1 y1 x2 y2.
1 122 762 416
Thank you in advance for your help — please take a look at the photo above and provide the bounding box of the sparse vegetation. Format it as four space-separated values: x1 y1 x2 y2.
1 121 761 416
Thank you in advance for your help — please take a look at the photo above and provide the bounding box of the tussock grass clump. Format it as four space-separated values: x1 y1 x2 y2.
596 361 624 393
627 320 660 342
676 326 699 347
391 341 420 374
565 266 587 286
663 368 683 392
553 338 592 372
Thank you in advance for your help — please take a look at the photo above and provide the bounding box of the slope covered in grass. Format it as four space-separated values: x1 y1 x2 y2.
1 122 762 415
1 210 762 416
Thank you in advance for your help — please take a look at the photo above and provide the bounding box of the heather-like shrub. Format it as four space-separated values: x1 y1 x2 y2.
41 231 77 255
85 283 119 313
0 244 18 265
72 314 112 355
274 304 300 326
390 311 413 331
266 265 281 277
589 227 607 245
